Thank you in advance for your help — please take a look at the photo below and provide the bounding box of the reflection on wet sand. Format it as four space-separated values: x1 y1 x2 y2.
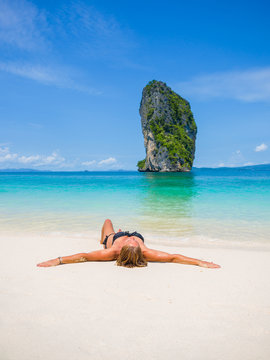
138 172 198 238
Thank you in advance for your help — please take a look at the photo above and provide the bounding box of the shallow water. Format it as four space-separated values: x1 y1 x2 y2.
0 166 270 247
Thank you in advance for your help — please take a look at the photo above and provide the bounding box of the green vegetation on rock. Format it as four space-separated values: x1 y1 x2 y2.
137 159 146 170
149 116 194 167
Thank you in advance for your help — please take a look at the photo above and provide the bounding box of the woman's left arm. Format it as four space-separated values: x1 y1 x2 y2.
143 249 220 268
37 249 116 267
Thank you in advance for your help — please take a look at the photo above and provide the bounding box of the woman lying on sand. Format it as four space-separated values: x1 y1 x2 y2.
37 219 220 268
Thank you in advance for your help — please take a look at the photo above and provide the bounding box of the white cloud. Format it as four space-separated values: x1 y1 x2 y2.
0 146 18 161
0 62 60 84
81 157 119 169
0 152 18 162
0 147 65 167
216 150 245 168
0 1 101 94
18 154 40 164
0 146 9 154
98 157 116 165
0 0 137 66
177 67 270 102
81 160 96 166
34 152 65 166
255 143 268 152
0 0 48 51
60 2 136 61
0 61 100 94
0 147 121 170
28 122 43 129
0 0 139 94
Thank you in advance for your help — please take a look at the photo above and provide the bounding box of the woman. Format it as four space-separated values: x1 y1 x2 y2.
37 219 220 268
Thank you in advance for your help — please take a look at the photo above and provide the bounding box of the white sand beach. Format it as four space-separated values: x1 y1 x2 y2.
1 234 270 360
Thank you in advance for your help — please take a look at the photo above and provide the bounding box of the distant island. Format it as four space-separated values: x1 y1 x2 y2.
137 80 197 172
0 168 42 172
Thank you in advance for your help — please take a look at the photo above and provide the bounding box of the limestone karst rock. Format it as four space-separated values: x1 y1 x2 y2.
137 80 197 172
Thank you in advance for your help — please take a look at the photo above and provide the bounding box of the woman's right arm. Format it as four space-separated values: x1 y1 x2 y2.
37 249 117 267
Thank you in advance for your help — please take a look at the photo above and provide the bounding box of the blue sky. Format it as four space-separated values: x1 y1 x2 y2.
0 0 269 170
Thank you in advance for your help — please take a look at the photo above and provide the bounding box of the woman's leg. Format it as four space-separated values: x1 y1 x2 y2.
100 219 115 245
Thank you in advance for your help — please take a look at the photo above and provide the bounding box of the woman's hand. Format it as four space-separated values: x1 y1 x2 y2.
37 258 60 267
198 260 221 268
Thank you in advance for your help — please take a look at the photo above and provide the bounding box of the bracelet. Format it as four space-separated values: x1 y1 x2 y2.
58 256 63 265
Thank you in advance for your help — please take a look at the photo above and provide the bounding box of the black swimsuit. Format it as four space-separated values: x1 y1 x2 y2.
103 231 144 249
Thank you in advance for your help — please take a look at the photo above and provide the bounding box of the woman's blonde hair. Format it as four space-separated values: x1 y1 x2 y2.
116 245 147 268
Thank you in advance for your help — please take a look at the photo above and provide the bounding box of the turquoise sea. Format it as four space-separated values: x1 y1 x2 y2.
0 166 270 248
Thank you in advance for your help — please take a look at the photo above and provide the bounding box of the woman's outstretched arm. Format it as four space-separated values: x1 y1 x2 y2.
143 249 220 268
37 249 117 267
